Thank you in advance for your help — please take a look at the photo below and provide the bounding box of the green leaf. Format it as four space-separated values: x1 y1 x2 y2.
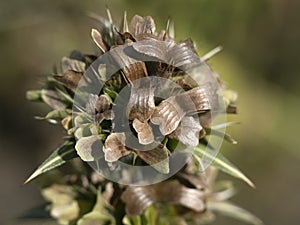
207 201 263 225
103 87 119 101
35 109 72 124
206 128 238 144
194 144 255 188
26 90 42 101
24 141 78 184
77 188 115 225
211 121 240 130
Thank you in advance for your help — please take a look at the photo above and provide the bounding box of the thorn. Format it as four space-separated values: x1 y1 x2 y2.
23 169 39 185
106 7 113 24
202 46 223 61
166 17 170 32
123 11 129 33
168 19 175 38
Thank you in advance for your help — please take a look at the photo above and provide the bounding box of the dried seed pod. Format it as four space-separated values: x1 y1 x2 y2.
121 180 205 217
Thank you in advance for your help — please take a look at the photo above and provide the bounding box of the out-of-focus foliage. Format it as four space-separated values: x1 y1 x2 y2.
1 0 299 225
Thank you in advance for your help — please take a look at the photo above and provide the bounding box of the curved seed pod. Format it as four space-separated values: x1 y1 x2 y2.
110 46 148 83
131 38 198 70
161 180 205 211
104 133 131 162
121 186 154 217
167 39 200 69
121 180 205 217
131 38 173 62
132 119 154 145
183 86 211 114
169 116 202 147
126 81 155 122
61 57 86 73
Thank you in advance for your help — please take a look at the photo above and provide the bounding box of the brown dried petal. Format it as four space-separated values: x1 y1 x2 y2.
121 186 154 217
181 87 211 114
95 94 111 112
127 83 155 122
102 110 114 120
129 15 156 36
110 46 148 83
136 143 169 174
131 38 198 70
61 57 86 73
177 172 206 190
151 86 210 135
151 97 184 135
167 39 200 69
54 70 83 91
86 94 98 114
61 116 72 130
121 180 205 217
95 111 114 124
91 29 108 53
132 119 154 145
104 133 131 162
169 116 202 147
158 180 205 212
131 38 172 62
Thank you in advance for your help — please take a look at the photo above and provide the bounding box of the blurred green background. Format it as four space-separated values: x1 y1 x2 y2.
0 0 299 224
